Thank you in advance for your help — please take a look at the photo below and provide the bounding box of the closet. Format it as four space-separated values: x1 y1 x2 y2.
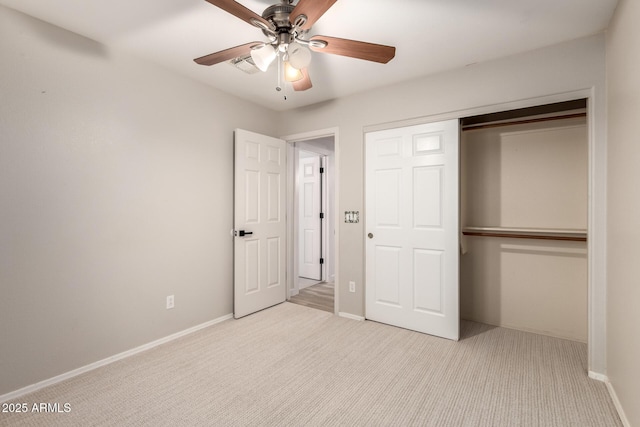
460 99 588 342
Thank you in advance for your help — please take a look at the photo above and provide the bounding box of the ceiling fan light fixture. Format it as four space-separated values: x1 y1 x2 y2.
287 42 312 69
284 61 304 82
195 0 396 93
250 44 277 72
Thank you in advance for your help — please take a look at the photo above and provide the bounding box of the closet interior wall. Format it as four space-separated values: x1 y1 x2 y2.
460 101 588 342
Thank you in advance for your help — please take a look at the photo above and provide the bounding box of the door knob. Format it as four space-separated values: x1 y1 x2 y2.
237 230 253 237
368 233 374 239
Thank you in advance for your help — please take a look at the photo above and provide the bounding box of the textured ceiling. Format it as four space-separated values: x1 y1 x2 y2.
0 0 618 111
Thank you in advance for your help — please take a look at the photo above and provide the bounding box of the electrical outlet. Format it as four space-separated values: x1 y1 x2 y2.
166 295 174 309
349 281 356 293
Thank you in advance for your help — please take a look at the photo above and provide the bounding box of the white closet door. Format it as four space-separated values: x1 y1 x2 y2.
365 120 460 340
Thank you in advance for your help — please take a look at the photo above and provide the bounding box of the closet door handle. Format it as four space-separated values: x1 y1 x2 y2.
368 233 374 239
236 230 253 237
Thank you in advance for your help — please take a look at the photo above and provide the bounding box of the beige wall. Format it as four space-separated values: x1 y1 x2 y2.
606 0 640 424
460 119 588 341
462 119 588 229
0 5 278 395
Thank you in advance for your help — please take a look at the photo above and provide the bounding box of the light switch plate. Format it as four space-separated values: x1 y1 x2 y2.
345 211 359 223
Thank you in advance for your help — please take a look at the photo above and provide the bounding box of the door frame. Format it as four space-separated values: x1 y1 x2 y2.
362 88 605 377
282 128 340 314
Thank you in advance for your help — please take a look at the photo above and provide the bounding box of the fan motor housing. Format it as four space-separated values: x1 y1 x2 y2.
262 4 294 31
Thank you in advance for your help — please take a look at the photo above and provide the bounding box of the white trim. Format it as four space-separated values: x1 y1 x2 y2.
362 90 595 133
286 141 296 300
588 371 608 382
585 87 608 377
339 312 365 321
0 313 233 403
588 372 631 426
281 127 339 143
604 380 631 427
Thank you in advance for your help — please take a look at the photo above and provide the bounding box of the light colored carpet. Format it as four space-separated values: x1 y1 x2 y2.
289 282 334 313
1 303 621 426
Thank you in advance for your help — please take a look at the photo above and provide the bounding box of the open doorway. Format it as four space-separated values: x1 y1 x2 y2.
297 150 325 284
287 136 336 313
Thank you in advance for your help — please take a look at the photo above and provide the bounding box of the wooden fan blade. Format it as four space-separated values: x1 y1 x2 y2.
204 0 273 30
290 0 337 31
194 42 261 66
292 68 312 91
309 35 395 64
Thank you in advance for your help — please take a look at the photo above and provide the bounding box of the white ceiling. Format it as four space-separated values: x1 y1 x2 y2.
0 0 618 111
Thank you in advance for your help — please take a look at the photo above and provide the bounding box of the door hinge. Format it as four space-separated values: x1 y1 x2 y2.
320 212 324 219
320 258 324 264
320 167 324 174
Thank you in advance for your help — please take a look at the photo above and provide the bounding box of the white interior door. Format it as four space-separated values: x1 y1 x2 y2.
234 129 286 318
365 119 460 340
298 152 322 280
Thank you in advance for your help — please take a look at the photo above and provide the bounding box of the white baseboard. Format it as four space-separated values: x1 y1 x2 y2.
588 370 608 382
588 371 631 427
604 379 631 427
0 313 233 403
339 312 365 321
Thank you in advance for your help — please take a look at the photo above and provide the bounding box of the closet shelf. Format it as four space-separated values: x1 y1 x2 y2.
462 226 587 242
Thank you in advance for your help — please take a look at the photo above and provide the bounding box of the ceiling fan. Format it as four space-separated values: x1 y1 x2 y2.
194 0 396 94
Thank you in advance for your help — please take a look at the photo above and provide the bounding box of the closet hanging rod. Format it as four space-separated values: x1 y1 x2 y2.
461 112 587 132
462 226 587 242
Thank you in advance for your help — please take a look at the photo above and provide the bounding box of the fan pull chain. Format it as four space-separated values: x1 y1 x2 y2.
275 52 288 100
276 52 282 93
282 74 288 101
